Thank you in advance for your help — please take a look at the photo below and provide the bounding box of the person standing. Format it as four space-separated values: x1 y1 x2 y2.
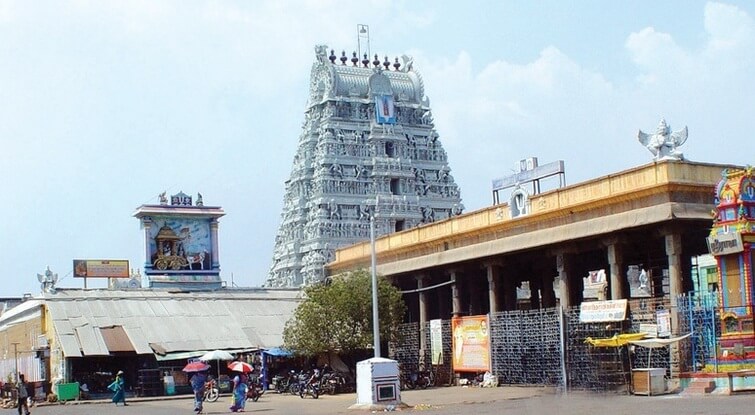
16 374 30 415
189 370 207 413
109 370 127 406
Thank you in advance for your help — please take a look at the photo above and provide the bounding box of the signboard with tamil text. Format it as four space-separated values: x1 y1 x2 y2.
579 299 628 323
706 232 743 256
73 260 130 278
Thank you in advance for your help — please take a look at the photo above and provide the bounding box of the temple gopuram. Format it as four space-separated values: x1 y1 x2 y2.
266 46 464 287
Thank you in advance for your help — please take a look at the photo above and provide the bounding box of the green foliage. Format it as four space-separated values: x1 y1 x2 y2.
283 269 406 356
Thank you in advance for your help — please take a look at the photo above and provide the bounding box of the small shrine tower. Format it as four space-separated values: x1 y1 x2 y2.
708 166 755 366
134 191 225 290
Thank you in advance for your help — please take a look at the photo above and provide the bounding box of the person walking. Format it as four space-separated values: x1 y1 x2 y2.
229 373 247 412
16 374 30 415
109 370 128 406
189 370 207 413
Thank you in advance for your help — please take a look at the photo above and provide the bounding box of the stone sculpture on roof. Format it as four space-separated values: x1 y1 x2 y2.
266 45 465 287
638 118 688 161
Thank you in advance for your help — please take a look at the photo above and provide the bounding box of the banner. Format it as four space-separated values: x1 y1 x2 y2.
451 315 491 372
73 260 129 278
375 94 396 124
430 319 443 365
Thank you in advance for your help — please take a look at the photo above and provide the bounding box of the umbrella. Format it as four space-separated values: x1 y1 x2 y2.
183 361 211 373
200 350 236 377
200 350 235 361
227 361 254 373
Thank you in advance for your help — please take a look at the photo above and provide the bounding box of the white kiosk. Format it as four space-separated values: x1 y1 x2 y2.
349 357 407 411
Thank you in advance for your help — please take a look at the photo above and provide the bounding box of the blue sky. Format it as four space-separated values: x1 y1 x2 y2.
2 1 754 294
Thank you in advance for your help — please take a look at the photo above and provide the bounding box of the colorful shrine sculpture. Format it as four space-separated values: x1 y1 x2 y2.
708 166 755 367
134 191 225 290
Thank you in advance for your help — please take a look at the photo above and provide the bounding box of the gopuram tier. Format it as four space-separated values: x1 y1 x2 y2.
266 46 464 287
709 166 755 367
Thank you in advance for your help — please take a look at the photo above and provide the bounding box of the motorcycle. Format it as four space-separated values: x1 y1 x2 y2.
401 369 420 390
203 378 219 402
416 369 435 389
245 376 264 402
272 370 299 394
298 370 320 399
319 371 347 395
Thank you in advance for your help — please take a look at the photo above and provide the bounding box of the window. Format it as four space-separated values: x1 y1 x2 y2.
390 178 400 195
395 220 405 232
385 141 395 157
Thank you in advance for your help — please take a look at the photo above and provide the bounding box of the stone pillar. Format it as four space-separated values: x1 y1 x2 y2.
665 232 684 375
437 283 450 319
484 262 500 314
142 217 154 270
469 278 481 315
529 275 541 310
502 266 518 311
210 218 220 269
417 275 429 354
556 252 574 308
606 241 626 300
541 272 556 308
450 270 462 317
665 233 683 329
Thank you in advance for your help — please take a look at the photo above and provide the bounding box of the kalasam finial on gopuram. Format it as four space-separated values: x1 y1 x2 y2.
638 118 688 161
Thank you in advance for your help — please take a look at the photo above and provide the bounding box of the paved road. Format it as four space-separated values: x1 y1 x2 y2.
29 387 755 415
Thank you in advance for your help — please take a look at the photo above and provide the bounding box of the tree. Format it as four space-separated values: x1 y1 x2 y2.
283 269 406 357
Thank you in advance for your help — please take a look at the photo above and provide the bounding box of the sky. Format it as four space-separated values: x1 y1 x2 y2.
2 0 754 295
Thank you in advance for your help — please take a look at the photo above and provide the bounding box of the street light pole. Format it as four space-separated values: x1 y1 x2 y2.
370 213 381 358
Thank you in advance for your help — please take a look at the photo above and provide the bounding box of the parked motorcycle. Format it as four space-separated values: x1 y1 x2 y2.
246 376 264 402
203 378 219 402
298 370 320 399
271 370 299 394
319 371 347 395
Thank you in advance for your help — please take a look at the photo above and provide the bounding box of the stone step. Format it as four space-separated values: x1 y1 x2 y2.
681 379 716 395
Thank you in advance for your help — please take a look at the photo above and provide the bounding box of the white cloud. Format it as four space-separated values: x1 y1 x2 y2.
704 1 755 53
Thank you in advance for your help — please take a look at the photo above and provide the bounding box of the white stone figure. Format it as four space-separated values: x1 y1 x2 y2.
638 119 688 161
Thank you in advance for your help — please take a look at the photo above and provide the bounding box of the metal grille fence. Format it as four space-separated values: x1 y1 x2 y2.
490 309 562 385
389 293 723 392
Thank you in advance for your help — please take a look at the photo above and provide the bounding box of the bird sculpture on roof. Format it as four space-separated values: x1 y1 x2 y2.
638 118 688 161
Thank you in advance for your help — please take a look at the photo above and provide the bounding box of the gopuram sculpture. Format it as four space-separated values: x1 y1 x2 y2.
638 118 688 161
266 46 464 287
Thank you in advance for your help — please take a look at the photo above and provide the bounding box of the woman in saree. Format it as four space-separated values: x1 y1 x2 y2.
229 373 247 412
109 370 127 406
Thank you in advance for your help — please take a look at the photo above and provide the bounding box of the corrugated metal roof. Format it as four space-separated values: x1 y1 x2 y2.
100 326 135 352
46 288 302 358
75 325 109 356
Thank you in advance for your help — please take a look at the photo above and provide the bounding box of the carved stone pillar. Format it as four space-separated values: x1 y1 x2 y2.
484 262 500 314
417 275 429 353
556 252 575 308
606 241 626 300
665 233 683 326
450 270 462 317
502 266 518 311
210 218 220 269
664 231 683 374
541 272 556 308
529 275 541 310
142 217 153 270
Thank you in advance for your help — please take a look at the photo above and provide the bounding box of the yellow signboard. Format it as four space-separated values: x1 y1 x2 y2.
451 315 491 372
73 260 130 278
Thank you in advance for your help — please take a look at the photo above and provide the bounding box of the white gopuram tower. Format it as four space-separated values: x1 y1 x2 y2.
266 45 464 287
